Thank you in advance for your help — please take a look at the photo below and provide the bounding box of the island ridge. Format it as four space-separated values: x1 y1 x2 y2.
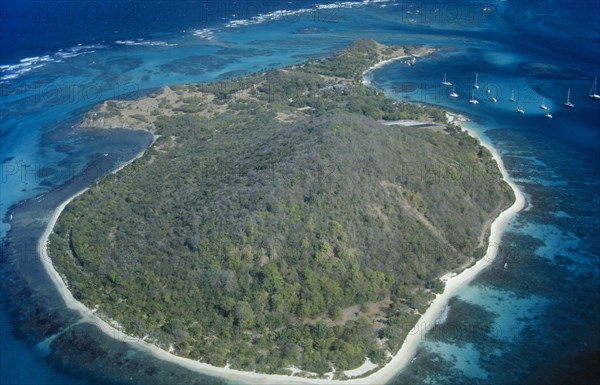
47 39 516 379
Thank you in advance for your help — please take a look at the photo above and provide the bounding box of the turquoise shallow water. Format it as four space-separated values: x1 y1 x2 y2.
1 1 599 384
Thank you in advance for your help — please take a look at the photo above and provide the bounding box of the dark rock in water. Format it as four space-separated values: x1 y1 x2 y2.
55 144 74 153
295 27 329 34
216 69 248 80
520 63 588 80
215 47 270 57
39 168 57 178
160 56 231 75
39 180 56 188
393 82 419 93
105 57 144 72
428 297 500 354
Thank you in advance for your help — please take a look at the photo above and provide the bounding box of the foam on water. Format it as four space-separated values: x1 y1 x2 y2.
192 28 217 40
434 305 450 326
223 0 390 28
115 39 177 47
0 44 107 81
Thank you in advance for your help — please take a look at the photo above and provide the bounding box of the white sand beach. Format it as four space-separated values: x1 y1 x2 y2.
362 56 410 86
35 59 525 384
362 47 434 87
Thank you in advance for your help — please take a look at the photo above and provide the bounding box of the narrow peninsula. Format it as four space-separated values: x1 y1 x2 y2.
46 39 518 381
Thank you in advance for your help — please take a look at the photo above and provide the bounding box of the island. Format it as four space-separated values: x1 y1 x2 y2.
45 39 519 381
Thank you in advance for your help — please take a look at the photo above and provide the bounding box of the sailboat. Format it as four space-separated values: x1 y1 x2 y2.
469 90 479 104
509 90 516 102
545 112 553 118
442 73 452 86
450 86 458 98
473 73 479 89
515 94 524 113
489 88 497 102
540 98 548 110
564 88 574 107
589 77 600 100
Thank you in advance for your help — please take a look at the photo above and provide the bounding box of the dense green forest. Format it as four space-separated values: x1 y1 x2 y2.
48 39 514 377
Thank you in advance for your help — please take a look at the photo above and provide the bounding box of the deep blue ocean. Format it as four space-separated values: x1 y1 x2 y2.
1 1 599 384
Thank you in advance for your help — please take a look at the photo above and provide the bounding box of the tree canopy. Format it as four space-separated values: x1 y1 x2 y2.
49 39 514 378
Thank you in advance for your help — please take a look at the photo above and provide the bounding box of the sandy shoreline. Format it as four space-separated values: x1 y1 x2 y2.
362 47 433 87
362 56 410 87
35 67 525 383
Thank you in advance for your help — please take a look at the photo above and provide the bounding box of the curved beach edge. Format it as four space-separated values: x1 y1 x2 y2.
36 126 525 385
36 91 525 385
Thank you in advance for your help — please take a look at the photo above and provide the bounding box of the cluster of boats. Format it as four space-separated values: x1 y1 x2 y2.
441 73 600 119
